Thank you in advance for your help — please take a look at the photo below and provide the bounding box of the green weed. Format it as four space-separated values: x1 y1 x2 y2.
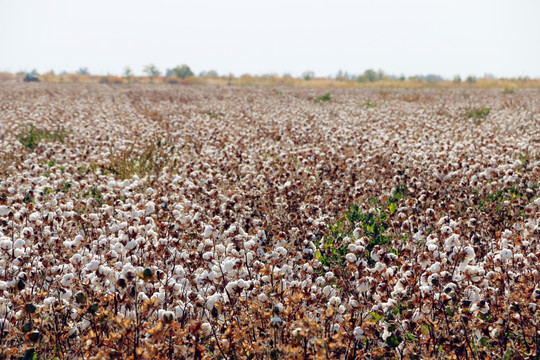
313 92 332 102
16 124 66 150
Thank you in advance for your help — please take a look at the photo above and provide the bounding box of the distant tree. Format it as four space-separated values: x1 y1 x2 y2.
302 71 315 81
453 75 462 83
143 64 161 82
466 75 477 84
198 70 219 78
282 73 292 78
76 67 89 75
363 69 377 82
425 74 443 83
399 74 406 81
168 65 194 79
377 69 385 81
123 67 133 82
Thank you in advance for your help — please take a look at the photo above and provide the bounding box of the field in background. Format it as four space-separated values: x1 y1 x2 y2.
0 84 539 359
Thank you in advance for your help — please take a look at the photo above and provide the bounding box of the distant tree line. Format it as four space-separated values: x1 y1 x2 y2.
17 65 533 84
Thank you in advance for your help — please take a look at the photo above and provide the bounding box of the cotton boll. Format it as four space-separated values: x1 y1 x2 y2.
13 239 25 249
244 239 256 250
86 260 100 272
145 201 155 215
0 206 9 217
61 274 75 287
113 242 124 254
203 225 213 238
501 249 513 259
258 293 268 302
206 293 222 309
70 254 82 265
0 239 13 250
353 327 365 340
429 262 441 273
223 260 236 272
125 240 138 251
275 246 287 256
358 282 369 293
426 240 438 252
345 253 357 262
328 296 341 306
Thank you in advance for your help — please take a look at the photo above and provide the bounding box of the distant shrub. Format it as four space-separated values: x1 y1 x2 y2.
502 88 515 94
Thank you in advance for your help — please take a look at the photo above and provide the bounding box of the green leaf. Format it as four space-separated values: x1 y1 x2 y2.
75 292 87 304
389 202 397 215
88 303 99 314
142 268 153 280
479 336 488 347
369 312 382 322
386 334 400 348
22 322 33 333
25 304 37 314
22 348 36 360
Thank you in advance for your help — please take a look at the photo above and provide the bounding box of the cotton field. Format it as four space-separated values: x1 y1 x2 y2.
0 83 539 359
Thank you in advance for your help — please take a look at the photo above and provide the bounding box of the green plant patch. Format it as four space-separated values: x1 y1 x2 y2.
313 92 332 102
17 123 66 150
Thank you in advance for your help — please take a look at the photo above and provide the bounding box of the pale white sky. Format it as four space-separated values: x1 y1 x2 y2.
1 0 539 78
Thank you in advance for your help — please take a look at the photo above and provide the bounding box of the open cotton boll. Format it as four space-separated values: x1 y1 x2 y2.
345 253 357 262
0 206 9 217
203 225 213 238
61 273 75 287
28 212 41 222
145 201 155 215
0 238 12 250
223 260 236 272
86 260 100 272
501 249 513 259
125 240 138 251
463 247 475 262
429 262 441 273
353 327 365 340
206 293 222 309
200 323 212 336
275 246 287 256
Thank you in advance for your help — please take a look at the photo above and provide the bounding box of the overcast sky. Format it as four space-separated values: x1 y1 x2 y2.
1 0 539 78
